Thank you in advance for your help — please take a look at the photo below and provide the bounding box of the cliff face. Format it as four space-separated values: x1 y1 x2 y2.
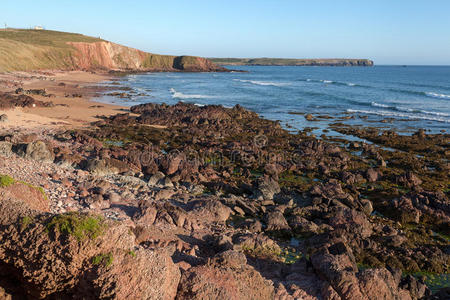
0 29 226 72
68 41 227 72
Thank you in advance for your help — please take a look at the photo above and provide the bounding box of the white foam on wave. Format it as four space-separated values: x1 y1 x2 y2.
370 102 449 117
234 79 290 87
425 92 450 99
347 109 449 123
170 88 213 99
420 110 449 117
305 78 356 86
371 102 389 108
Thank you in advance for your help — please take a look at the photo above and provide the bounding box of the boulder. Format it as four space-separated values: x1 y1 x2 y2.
24 141 54 162
0 181 49 212
176 251 274 299
264 210 290 232
366 168 379 182
289 215 320 235
0 193 180 299
328 207 373 238
86 158 131 176
254 176 280 200
0 141 13 157
90 248 180 300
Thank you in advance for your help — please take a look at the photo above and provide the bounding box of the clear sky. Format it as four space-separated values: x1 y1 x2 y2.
2 0 450 65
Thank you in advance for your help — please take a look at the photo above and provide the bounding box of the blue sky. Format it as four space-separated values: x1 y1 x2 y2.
2 0 450 65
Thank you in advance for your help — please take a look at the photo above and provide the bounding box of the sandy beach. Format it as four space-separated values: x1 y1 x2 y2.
0 70 127 129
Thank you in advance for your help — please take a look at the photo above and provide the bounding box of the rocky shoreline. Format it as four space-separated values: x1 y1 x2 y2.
0 72 449 299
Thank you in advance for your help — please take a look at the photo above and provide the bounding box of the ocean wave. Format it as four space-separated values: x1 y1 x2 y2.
170 88 213 99
371 102 389 108
370 102 449 117
347 109 449 123
301 78 357 87
425 92 450 99
388 88 450 100
233 79 290 87
398 82 450 91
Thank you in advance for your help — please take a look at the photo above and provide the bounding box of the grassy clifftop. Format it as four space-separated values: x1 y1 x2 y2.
0 29 225 72
210 57 374 66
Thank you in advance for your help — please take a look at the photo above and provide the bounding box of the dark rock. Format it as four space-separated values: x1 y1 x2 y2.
254 176 280 200
305 114 314 121
366 168 379 182
264 210 290 232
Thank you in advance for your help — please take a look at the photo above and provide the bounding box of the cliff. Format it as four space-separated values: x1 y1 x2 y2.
0 29 227 72
209 57 374 66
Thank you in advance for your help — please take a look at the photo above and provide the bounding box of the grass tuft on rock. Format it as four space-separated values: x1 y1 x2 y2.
46 212 106 241
20 216 34 231
92 252 114 267
0 174 15 187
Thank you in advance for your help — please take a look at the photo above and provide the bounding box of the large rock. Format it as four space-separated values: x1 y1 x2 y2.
24 141 54 162
0 142 12 157
90 248 180 300
0 181 49 212
264 210 290 232
177 250 274 299
358 269 416 300
328 207 373 238
0 193 180 299
254 176 280 200
86 158 133 176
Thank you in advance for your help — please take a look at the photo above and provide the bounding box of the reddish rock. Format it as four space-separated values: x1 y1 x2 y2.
177 251 274 299
1 182 49 212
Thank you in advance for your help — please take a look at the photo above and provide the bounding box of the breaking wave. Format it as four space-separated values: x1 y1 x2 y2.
233 79 290 87
347 109 449 123
425 92 450 99
370 102 449 117
388 88 450 100
170 88 213 99
301 78 358 87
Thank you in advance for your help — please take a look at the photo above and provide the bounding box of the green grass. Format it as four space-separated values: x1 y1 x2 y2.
0 174 15 187
0 29 104 72
92 252 114 267
0 29 102 47
407 271 450 294
0 174 48 200
20 216 34 231
0 28 218 72
46 212 106 241
0 28 178 72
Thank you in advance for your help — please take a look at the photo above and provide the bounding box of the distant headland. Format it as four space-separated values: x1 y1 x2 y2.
209 57 374 66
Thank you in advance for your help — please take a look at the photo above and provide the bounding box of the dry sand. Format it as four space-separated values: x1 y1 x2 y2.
0 70 129 129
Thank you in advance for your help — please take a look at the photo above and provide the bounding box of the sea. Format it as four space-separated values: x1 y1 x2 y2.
96 65 450 136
